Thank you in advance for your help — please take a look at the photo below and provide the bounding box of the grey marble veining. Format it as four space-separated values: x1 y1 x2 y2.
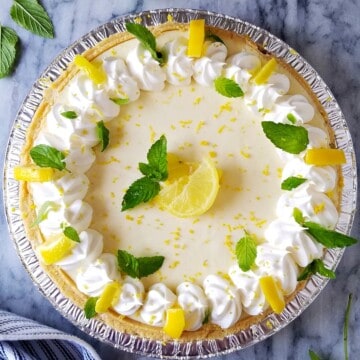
1 0 360 359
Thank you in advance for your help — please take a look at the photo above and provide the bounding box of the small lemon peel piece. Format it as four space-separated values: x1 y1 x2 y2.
38 235 76 265
14 165 57 182
259 276 285 314
187 19 205 58
304 148 346 166
74 54 107 85
95 282 121 314
163 307 186 339
253 58 277 85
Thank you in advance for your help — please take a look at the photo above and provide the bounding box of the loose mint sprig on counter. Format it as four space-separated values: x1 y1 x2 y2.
121 135 168 211
0 25 19 78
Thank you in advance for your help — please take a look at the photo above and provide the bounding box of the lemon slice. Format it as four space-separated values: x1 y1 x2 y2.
74 54 106 85
259 276 285 314
166 153 196 185
187 19 205 58
305 148 346 166
14 165 57 182
95 282 121 313
38 235 76 265
253 58 277 85
163 307 186 339
157 157 220 218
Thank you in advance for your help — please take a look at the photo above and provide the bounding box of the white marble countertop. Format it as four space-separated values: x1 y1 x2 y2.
1 1 359 359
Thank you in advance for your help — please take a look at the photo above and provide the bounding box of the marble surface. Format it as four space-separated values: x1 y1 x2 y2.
1 0 359 359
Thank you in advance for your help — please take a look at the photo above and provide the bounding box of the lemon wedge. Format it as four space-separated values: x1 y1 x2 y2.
259 276 285 314
95 282 121 313
38 234 76 265
304 148 346 166
156 157 220 218
74 54 106 85
14 165 57 182
187 19 205 58
253 58 277 85
166 153 196 184
163 307 186 339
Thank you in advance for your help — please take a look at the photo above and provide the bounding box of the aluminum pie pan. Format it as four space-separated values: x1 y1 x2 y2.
3 8 357 359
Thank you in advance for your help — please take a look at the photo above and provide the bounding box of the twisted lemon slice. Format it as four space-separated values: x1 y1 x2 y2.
14 165 57 182
253 58 277 85
38 235 75 265
259 276 285 314
187 19 205 58
163 307 186 339
95 282 121 313
305 148 346 166
74 54 106 85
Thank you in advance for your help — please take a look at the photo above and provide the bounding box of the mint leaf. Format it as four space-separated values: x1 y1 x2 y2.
293 207 305 225
344 293 352 360
143 134 168 181
96 120 109 152
110 97 129 105
32 201 59 226
202 308 211 324
30 144 66 171
308 349 322 360
287 113 297 124
0 25 19 78
125 22 164 65
214 77 244 98
121 176 160 211
261 121 309 154
281 176 307 190
298 259 335 281
304 221 357 248
84 296 99 319
61 111 78 119
205 32 225 45
63 226 80 243
117 250 164 278
235 232 257 271
10 0 54 38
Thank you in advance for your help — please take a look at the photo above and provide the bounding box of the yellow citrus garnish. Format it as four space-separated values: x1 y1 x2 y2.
163 307 186 339
157 157 220 218
95 282 121 313
187 19 205 58
304 148 346 166
166 153 196 184
253 58 277 85
259 275 285 314
38 234 76 265
74 54 106 85
14 165 57 182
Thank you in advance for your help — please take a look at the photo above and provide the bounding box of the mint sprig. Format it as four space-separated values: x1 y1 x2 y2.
30 144 66 171
261 121 309 154
125 22 164 65
117 249 165 278
205 32 225 45
297 259 336 281
0 24 19 78
110 97 130 105
121 135 167 211
96 121 110 152
10 0 54 38
32 201 59 226
63 226 80 243
84 296 99 319
61 111 78 119
235 232 257 272
281 176 307 190
214 77 244 98
287 113 297 124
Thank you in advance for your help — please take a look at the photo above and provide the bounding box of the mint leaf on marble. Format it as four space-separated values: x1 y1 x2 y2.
32 201 59 226
117 250 164 278
281 176 307 191
61 111 78 119
110 97 130 105
30 144 66 171
261 121 309 154
214 77 244 98
84 296 99 319
235 231 257 272
308 349 322 360
10 0 54 38
125 22 164 65
96 120 110 152
0 24 19 78
63 226 80 243
297 259 335 281
344 293 352 360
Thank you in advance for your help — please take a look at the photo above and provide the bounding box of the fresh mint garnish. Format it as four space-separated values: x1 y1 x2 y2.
84 296 99 319
10 0 54 38
281 176 307 190
61 111 78 119
96 120 110 152
308 350 322 360
30 144 66 171
235 231 257 272
202 308 211 324
343 293 352 360
32 201 59 226
117 249 165 278
125 22 164 65
121 135 168 211
297 259 336 281
0 24 19 78
261 121 309 154
205 32 225 45
214 77 244 98
287 113 297 124
293 207 305 225
63 226 80 243
110 97 130 105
